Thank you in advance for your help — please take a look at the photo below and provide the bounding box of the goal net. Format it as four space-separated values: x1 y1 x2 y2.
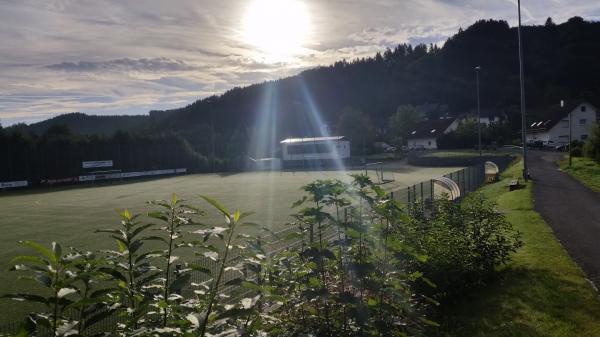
365 162 395 185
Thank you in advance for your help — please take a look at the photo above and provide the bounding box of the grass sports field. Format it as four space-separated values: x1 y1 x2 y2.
0 163 459 322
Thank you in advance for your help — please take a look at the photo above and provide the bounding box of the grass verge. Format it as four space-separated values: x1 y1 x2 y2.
439 159 600 337
559 156 600 193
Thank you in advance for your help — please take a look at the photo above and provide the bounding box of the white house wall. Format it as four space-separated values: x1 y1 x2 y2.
445 119 460 133
408 137 437 150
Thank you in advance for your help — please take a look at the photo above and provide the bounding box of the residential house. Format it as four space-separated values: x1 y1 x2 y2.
407 118 459 150
526 101 598 146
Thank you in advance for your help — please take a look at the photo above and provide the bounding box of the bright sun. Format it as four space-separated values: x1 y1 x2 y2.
243 0 311 62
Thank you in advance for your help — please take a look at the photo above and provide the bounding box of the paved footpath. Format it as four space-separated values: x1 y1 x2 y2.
530 150 600 288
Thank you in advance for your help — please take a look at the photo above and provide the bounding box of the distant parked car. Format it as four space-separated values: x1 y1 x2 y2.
527 141 544 149
555 144 568 152
374 142 397 153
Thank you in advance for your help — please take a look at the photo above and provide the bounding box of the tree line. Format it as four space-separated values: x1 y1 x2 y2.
0 124 209 183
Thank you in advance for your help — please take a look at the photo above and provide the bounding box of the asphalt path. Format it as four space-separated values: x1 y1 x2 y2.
530 150 600 288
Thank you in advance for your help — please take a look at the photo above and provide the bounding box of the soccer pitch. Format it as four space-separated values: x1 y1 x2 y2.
0 163 460 321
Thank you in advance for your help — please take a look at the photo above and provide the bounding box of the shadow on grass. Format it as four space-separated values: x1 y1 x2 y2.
435 266 598 337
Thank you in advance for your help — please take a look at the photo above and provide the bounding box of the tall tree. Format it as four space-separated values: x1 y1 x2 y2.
388 105 424 146
336 107 375 156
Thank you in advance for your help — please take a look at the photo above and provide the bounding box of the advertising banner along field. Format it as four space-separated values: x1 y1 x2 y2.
82 160 114 169
0 181 28 189
78 168 187 182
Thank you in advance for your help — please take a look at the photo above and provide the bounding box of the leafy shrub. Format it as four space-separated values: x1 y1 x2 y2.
406 194 522 298
263 178 431 336
584 123 600 161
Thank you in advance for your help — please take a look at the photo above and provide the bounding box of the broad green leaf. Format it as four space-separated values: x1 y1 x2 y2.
143 235 167 243
19 241 57 264
95 229 121 234
98 268 127 283
119 209 132 221
203 251 219 261
135 250 163 263
186 313 200 328
116 239 126 253
200 195 230 217
224 278 243 286
169 273 191 294
83 307 117 329
10 255 49 266
148 212 169 222
2 293 48 305
188 264 211 275
130 223 154 239
57 288 77 298
34 275 52 288
52 242 62 260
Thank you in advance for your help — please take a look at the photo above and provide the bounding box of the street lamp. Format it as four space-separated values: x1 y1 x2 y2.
475 66 482 156
517 0 528 181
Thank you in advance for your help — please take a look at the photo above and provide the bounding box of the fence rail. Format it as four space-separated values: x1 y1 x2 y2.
0 156 515 336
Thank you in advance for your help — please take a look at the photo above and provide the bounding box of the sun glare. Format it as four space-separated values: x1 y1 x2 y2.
243 0 311 62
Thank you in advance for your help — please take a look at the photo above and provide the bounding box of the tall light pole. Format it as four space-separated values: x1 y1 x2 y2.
563 100 572 167
517 0 528 181
475 66 482 156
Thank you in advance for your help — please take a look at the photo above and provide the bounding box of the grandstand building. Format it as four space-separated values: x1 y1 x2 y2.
280 136 350 167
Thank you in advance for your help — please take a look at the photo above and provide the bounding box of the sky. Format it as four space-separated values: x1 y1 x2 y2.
1 0 599 126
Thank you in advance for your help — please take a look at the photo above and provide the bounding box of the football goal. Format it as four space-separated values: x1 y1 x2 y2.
365 162 395 185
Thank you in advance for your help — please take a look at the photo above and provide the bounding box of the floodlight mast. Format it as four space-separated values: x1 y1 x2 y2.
475 66 482 156
517 0 528 181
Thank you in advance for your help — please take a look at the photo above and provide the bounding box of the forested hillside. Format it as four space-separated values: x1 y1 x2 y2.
22 113 150 135
155 17 600 158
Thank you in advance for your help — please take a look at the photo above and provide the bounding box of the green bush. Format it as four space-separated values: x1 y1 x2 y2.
263 178 431 336
583 123 600 161
406 194 522 298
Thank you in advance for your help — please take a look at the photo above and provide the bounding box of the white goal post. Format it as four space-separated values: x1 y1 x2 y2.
364 162 395 184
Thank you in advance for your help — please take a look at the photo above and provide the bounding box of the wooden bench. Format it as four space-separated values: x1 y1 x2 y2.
508 178 520 191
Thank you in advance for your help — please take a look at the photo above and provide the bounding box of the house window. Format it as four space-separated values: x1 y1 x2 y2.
579 119 587 125
581 105 587 112
428 141 431 146
582 135 588 140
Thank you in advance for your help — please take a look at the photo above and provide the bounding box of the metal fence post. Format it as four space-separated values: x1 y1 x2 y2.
420 182 424 210
413 184 417 203
430 179 434 202
408 186 411 203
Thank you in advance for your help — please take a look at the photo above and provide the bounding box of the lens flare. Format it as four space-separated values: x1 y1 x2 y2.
242 0 311 62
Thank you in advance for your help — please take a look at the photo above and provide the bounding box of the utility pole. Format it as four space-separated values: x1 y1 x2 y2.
563 100 572 167
475 66 482 156
210 109 216 173
517 0 529 181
